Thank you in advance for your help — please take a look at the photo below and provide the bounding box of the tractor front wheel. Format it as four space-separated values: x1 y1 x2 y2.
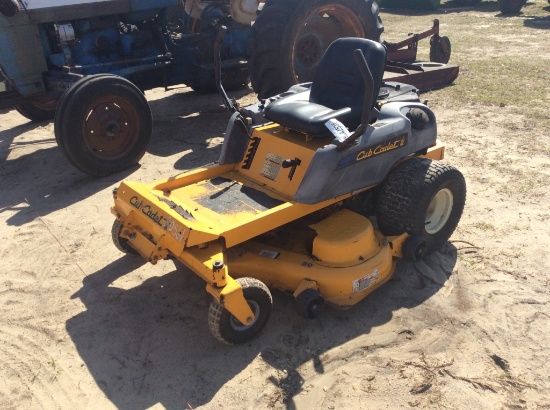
208 277 272 344
54 74 152 176
377 158 466 255
248 0 384 99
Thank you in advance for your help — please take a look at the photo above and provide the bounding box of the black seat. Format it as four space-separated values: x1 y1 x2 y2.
264 38 387 138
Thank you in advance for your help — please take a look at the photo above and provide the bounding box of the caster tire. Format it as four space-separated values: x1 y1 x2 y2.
208 277 272 344
111 220 138 255
296 288 324 320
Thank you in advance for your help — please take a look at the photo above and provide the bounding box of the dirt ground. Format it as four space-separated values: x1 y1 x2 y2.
1 2 549 409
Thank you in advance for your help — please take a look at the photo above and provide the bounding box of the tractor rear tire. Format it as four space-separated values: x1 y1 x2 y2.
377 158 466 255
248 0 384 100
498 0 526 14
55 74 152 177
208 277 272 344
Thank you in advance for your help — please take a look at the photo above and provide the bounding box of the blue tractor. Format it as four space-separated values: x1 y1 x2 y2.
0 0 384 175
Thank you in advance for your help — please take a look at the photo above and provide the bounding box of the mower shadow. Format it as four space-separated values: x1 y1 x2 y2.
66 245 456 409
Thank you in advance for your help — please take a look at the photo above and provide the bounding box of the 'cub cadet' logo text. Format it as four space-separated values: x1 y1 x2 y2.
130 196 186 242
356 135 407 161
336 134 408 170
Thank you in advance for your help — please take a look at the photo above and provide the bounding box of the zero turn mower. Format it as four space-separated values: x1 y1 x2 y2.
111 37 466 344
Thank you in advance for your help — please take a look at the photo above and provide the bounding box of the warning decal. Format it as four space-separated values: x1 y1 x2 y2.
261 153 283 181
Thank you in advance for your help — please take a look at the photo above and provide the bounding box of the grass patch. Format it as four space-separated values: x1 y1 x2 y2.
381 1 550 127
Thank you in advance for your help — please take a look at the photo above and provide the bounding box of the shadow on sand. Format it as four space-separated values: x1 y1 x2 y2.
66 243 457 409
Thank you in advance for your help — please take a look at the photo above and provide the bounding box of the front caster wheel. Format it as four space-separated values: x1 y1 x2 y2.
111 220 138 255
54 74 152 176
208 277 273 344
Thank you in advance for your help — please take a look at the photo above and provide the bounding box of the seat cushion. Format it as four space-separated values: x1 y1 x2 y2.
265 96 352 138
263 38 386 138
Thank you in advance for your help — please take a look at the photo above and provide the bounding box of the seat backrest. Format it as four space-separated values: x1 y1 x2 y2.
309 38 387 112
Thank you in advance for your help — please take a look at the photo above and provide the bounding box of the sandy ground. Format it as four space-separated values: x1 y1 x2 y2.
1 3 549 410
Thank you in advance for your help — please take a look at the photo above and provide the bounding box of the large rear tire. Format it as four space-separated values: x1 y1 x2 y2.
377 158 466 255
55 74 152 177
248 0 384 99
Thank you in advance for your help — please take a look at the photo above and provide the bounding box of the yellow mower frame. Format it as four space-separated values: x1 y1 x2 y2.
110 38 464 344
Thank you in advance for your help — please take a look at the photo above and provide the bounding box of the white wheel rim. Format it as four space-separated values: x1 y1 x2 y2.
230 300 259 331
425 188 453 234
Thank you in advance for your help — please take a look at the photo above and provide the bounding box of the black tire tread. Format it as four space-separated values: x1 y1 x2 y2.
429 36 451 64
55 74 152 176
248 0 384 99
111 220 138 255
377 158 466 255
15 102 56 122
55 74 114 165
208 277 272 345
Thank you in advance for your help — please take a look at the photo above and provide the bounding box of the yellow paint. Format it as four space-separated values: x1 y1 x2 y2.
206 276 255 325
110 124 447 318
238 124 328 198
227 234 396 307
309 209 380 266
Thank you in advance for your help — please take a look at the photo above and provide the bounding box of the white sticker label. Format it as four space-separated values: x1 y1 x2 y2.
260 153 283 181
325 119 351 142
259 249 280 259
352 269 380 293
